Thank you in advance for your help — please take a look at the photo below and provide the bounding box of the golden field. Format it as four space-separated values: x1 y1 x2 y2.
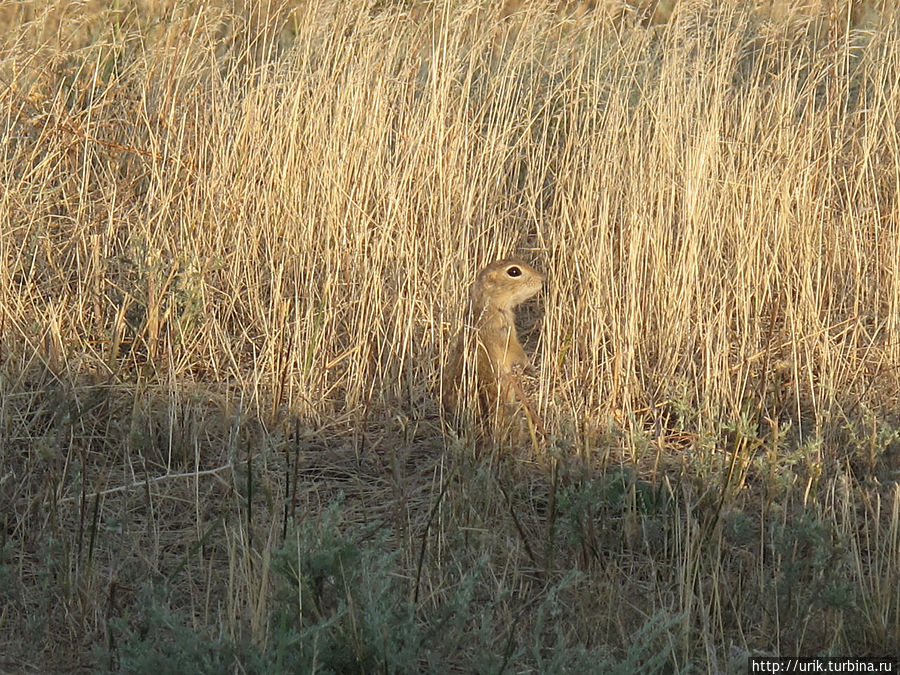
1 0 898 670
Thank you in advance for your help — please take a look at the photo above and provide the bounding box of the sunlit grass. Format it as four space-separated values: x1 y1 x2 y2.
1 0 898 669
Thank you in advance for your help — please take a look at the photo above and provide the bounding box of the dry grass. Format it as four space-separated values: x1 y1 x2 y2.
1 0 899 671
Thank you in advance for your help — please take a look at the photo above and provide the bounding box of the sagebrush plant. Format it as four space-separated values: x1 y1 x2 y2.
1 0 899 670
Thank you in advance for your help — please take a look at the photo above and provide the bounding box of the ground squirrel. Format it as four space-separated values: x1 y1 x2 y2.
443 258 545 433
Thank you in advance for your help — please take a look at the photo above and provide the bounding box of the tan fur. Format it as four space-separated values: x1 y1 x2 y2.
443 258 544 425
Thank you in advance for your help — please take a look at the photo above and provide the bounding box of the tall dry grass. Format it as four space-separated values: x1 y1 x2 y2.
1 0 899 670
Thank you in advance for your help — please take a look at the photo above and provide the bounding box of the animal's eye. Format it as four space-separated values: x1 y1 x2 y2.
507 266 522 277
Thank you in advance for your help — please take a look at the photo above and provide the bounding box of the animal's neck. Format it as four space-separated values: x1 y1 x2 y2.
475 301 514 326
